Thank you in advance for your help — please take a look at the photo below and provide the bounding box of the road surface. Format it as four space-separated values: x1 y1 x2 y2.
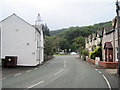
2 55 109 88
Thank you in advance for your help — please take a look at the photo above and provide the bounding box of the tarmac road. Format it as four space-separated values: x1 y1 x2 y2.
2 55 109 88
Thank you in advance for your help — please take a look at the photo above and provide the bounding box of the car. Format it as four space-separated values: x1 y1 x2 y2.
59 52 64 55
71 52 77 55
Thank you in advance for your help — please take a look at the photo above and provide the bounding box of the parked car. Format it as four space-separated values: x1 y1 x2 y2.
71 52 77 55
59 52 64 55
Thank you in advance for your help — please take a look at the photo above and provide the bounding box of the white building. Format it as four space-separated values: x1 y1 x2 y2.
0 13 44 66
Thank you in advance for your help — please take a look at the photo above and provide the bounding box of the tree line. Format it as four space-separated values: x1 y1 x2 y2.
49 21 112 54
43 21 112 56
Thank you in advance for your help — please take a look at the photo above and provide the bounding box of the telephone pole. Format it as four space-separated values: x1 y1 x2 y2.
116 0 120 76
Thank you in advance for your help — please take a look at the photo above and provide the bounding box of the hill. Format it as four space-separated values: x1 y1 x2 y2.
50 29 65 36
49 21 112 53
50 21 112 36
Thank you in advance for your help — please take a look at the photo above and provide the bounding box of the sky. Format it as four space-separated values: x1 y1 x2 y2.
0 0 117 30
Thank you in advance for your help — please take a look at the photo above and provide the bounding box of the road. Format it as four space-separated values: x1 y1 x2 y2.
2 55 109 88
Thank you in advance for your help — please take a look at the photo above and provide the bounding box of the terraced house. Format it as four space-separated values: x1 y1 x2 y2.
85 17 118 64
85 30 103 53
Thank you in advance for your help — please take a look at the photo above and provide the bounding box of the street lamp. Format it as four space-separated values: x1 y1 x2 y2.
116 0 120 76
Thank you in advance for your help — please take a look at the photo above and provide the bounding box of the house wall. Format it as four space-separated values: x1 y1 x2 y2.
85 39 89 50
1 15 39 66
40 26 44 64
88 35 92 52
36 30 40 64
0 23 1 65
92 40 95 46
94 39 97 46
35 25 44 64
114 26 119 62
102 31 105 60
88 40 92 52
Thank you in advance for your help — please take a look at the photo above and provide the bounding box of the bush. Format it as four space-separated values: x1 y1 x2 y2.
89 46 102 60
82 55 86 61
82 49 89 56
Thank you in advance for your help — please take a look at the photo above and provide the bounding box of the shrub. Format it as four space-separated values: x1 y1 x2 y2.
89 46 102 60
91 45 96 51
82 49 89 56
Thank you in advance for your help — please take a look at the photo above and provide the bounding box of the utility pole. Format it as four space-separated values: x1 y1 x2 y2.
116 0 120 76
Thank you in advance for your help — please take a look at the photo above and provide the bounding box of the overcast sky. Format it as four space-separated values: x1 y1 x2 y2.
0 0 117 30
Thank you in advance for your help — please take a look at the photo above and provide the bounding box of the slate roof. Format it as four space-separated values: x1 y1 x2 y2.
97 29 103 37
88 35 92 42
92 33 97 40
103 25 114 35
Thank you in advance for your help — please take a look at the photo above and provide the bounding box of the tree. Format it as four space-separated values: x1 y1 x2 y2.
49 21 112 54
44 36 53 56
59 38 71 52
72 36 85 49
42 23 50 37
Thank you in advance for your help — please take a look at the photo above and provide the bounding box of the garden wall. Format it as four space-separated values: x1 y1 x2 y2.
87 58 118 69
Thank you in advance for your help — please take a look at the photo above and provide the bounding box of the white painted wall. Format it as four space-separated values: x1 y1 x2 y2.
0 23 1 65
35 25 44 64
40 25 44 64
1 14 40 66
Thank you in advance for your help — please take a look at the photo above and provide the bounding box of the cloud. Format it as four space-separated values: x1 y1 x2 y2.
0 0 116 30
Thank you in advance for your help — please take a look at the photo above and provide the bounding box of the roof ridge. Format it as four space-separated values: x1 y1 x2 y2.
0 13 35 29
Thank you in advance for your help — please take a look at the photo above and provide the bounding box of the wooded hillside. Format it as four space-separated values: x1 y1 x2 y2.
49 21 112 53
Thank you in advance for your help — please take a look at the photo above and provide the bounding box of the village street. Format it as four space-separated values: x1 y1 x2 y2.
2 55 118 89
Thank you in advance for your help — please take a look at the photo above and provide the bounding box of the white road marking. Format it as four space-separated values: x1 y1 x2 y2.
95 69 111 90
50 74 60 82
34 68 37 70
26 70 31 72
54 69 63 76
95 69 98 71
28 81 44 88
2 78 6 80
102 74 111 90
99 71 102 74
14 73 21 76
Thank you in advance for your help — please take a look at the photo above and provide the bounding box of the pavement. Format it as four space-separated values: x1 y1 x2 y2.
1 60 51 78
1 55 119 89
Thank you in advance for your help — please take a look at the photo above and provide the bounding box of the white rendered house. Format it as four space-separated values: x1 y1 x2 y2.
0 14 44 66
